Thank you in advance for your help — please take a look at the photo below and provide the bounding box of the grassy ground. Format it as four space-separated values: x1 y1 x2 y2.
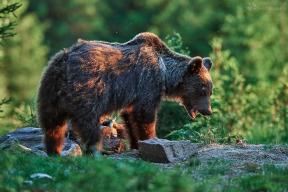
0 145 287 192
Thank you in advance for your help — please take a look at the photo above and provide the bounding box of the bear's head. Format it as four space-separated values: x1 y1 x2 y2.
180 56 213 119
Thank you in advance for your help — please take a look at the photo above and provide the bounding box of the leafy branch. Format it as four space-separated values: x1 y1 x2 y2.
0 97 13 118
0 3 22 40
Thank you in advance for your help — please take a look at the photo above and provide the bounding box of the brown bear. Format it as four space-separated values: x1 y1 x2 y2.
37 32 213 155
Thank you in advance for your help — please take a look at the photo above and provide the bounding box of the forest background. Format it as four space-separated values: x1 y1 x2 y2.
0 0 287 144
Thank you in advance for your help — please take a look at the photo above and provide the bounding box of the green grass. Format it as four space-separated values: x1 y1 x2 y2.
0 147 287 192
0 147 194 192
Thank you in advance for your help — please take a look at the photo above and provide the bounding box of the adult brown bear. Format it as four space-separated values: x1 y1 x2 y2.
37 32 213 155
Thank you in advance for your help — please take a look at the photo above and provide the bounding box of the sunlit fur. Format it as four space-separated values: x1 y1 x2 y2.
37 32 213 155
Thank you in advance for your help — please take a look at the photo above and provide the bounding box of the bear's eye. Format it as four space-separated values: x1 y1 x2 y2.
201 87 206 96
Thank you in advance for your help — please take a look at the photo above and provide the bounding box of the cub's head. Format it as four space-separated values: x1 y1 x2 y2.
180 56 213 119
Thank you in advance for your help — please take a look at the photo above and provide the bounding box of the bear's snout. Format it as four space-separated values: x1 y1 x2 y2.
198 107 213 116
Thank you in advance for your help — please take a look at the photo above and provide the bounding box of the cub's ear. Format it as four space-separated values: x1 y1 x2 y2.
203 57 212 72
187 56 203 74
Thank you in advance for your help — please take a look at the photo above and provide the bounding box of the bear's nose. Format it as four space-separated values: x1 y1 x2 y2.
206 109 213 116
198 107 212 116
206 106 213 115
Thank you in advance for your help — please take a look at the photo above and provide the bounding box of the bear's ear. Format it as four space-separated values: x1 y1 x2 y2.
203 57 212 72
187 56 203 75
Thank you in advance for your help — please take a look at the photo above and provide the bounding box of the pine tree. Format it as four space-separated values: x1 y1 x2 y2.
0 0 49 108
0 2 21 42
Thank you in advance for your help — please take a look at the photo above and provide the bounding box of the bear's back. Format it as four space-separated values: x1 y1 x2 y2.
63 34 166 113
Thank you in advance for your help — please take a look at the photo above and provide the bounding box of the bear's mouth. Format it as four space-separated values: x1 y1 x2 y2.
189 108 198 119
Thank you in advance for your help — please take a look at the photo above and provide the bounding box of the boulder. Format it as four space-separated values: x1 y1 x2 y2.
138 138 202 163
0 125 127 156
0 127 82 156
0 127 45 150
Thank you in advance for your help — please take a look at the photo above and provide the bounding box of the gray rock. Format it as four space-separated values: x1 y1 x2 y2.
138 138 202 163
0 127 82 156
0 126 125 156
0 135 19 150
23 180 33 185
61 142 82 157
29 148 48 157
0 127 45 150
30 173 53 180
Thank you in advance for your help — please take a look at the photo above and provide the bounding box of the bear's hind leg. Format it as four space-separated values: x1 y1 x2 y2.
73 119 102 155
38 100 68 156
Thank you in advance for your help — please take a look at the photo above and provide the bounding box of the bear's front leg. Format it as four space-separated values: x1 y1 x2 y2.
120 109 140 149
132 105 158 148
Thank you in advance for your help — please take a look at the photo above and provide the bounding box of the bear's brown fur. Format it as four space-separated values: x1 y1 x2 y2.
37 32 213 155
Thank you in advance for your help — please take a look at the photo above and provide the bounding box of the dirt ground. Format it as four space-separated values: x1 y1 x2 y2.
197 144 288 164
108 143 288 174
109 143 288 162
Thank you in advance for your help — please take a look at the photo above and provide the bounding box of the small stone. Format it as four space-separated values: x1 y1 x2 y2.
138 138 202 163
61 143 82 157
23 180 33 185
30 173 53 180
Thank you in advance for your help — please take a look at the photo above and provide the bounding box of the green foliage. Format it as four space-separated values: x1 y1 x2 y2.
271 71 288 141
0 0 49 104
0 1 286 191
156 33 192 138
222 0 288 83
200 159 232 176
0 2 21 42
0 149 196 192
157 101 191 138
0 0 49 132
242 162 261 173
15 102 38 128
2 149 287 192
0 1 20 133
187 158 201 167
0 97 13 118
165 33 190 55
27 0 234 56
161 35 287 144
221 163 288 191
0 0 287 144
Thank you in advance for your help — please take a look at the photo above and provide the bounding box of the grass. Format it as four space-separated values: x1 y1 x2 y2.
0 147 194 192
0 146 287 192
